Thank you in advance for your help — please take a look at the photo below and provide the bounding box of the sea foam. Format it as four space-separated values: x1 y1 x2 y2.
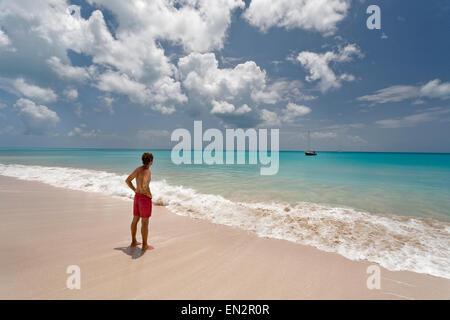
1 163 449 279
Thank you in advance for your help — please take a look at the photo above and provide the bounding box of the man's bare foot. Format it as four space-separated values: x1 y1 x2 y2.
141 244 154 251
130 241 142 247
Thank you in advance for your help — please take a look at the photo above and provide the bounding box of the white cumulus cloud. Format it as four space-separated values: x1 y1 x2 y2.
63 88 78 101
244 0 351 35
260 103 311 127
179 52 309 122
179 52 266 100
13 78 58 103
281 103 311 122
211 100 252 115
87 0 245 52
296 44 362 92
95 71 186 114
47 56 92 82
13 98 60 134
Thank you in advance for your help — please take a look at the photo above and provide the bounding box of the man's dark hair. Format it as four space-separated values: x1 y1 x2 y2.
142 152 153 166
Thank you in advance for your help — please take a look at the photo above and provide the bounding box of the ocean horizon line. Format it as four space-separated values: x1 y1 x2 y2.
0 147 450 155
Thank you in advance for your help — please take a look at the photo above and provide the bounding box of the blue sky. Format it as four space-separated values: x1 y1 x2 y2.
0 0 449 152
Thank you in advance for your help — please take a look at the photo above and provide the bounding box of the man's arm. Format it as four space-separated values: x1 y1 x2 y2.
125 168 138 193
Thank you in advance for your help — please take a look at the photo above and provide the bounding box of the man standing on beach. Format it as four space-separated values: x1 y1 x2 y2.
125 152 153 251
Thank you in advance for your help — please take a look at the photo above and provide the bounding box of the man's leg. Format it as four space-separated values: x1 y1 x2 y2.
141 218 150 251
130 216 141 246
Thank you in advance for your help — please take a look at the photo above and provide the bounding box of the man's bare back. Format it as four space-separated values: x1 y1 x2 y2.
126 166 152 199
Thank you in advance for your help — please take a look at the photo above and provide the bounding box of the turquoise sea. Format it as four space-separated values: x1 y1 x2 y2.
1 148 449 221
0 148 449 278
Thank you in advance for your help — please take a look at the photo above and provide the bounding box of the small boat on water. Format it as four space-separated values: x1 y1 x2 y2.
305 131 317 156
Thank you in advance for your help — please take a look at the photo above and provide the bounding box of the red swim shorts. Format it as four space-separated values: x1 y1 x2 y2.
133 193 152 218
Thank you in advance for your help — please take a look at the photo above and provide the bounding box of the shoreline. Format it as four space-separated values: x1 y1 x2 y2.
0 175 449 299
1 162 449 279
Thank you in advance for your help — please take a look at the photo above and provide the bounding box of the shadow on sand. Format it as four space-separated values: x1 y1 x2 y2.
114 245 154 259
